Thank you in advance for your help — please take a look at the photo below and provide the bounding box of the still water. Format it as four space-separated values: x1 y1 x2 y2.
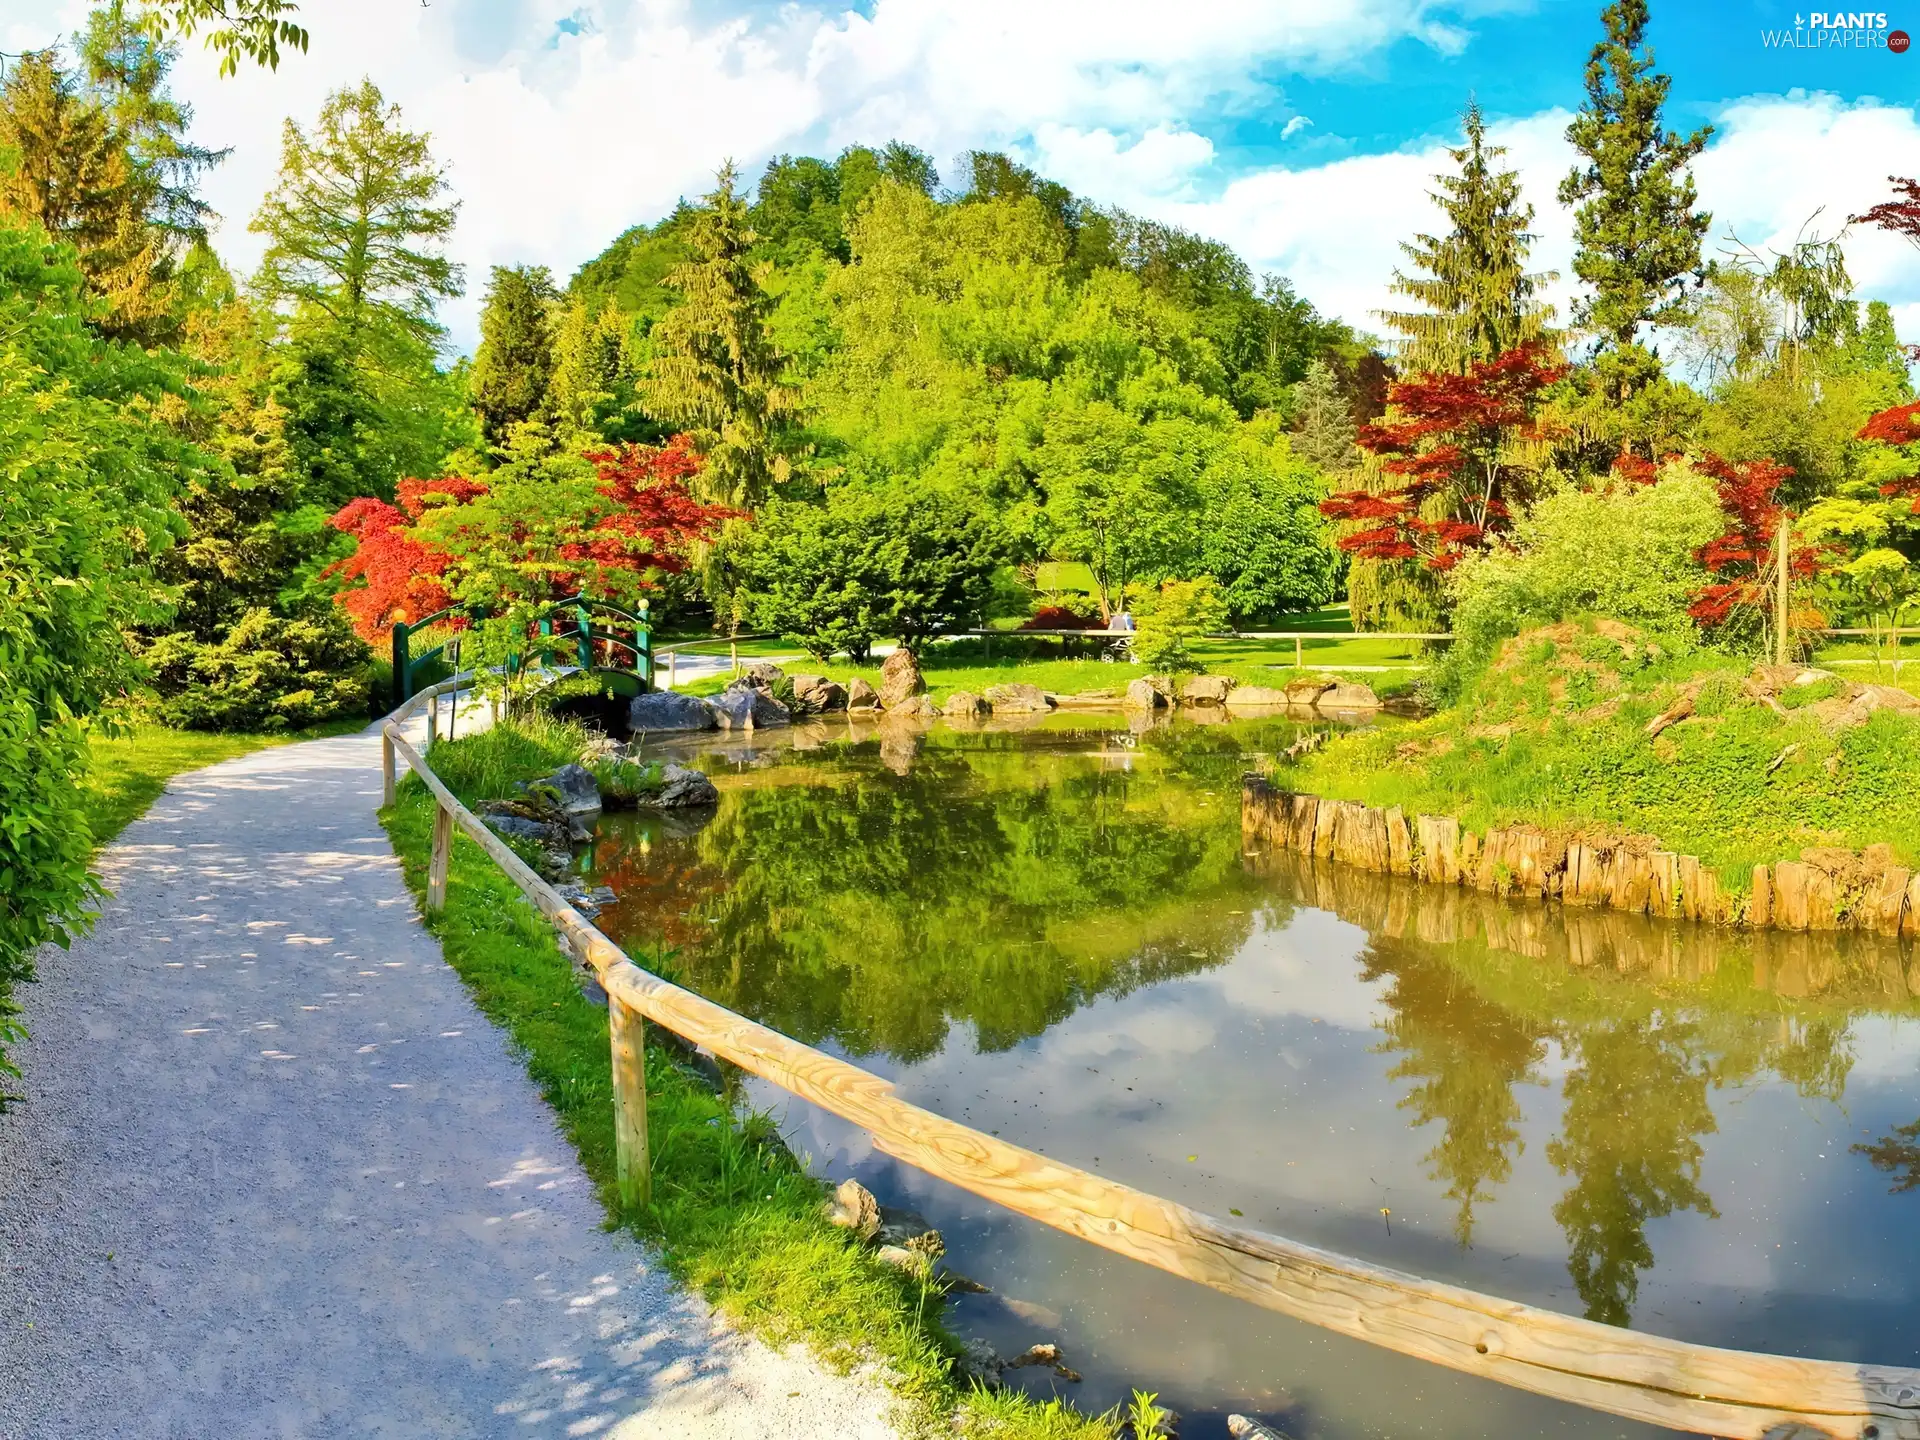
586 713 1920 1439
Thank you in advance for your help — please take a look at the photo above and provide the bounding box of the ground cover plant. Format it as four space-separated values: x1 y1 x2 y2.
381 717 1123 1440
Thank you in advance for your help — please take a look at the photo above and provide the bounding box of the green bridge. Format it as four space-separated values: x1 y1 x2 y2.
389 594 655 709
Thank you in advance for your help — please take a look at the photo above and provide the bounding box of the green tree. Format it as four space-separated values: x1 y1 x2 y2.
1383 99 1557 375
1133 577 1229 672
138 0 307 76
0 224 195 1081
252 79 462 349
1196 422 1336 624
1559 0 1711 398
469 264 558 448
640 162 795 504
722 483 1005 658
1292 358 1356 474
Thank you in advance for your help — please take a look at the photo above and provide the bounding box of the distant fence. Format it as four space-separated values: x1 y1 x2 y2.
375 675 1920 1440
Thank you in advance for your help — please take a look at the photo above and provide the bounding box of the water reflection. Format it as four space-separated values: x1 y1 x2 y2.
589 718 1920 1437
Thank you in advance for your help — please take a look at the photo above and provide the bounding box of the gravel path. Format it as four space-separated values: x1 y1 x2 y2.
0 722 901 1440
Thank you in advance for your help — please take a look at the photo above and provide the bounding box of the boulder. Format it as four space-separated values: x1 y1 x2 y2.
944 691 991 718
627 689 717 733
482 811 571 849
525 762 601 820
1123 677 1167 710
741 661 786 689
791 674 847 712
710 682 792 730
981 682 1053 714
886 694 940 718
1315 680 1382 712
1180 675 1234 707
1283 677 1336 706
846 677 880 710
1223 684 1290 710
823 1177 881 1240
879 649 925 708
634 762 719 809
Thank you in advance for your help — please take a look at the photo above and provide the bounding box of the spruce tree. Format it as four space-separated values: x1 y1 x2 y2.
1292 359 1356 473
1381 99 1556 375
640 162 794 504
1559 0 1711 395
470 264 558 448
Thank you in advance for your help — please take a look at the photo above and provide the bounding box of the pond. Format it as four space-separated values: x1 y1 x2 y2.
583 712 1920 1440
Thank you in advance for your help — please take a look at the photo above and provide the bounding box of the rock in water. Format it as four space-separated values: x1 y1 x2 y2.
528 762 601 819
1122 677 1167 710
945 690 991 718
1283 677 1335 706
823 1177 881 1240
1180 675 1234 706
481 811 571 848
627 690 716 733
887 694 939 718
806 680 847 712
879 649 925 708
638 762 719 809
710 681 791 730
1223 685 1289 710
1315 680 1381 712
846 676 881 710
741 661 786 689
981 683 1053 714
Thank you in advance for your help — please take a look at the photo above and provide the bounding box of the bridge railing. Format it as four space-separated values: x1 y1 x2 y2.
377 675 1920 1440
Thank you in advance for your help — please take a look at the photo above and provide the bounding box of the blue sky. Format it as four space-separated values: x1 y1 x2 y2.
4 0 1915 353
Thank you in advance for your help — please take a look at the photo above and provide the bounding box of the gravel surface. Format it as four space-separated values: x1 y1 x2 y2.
0 723 901 1440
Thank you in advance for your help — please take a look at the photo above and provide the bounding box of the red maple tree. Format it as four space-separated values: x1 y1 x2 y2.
1321 342 1566 570
1852 176 1920 250
1687 453 1823 627
326 476 491 642
1858 399 1920 514
326 439 730 645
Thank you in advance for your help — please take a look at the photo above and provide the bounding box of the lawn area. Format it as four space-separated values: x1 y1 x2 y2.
1274 626 1920 893
81 720 365 849
380 719 1119 1440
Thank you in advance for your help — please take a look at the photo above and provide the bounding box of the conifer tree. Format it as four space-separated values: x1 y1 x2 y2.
1382 100 1556 375
252 79 462 348
640 162 795 504
1292 358 1357 473
1559 0 1711 396
470 264 558 448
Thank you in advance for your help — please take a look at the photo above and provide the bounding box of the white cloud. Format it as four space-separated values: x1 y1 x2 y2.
1280 115 1314 139
3 3 1916 355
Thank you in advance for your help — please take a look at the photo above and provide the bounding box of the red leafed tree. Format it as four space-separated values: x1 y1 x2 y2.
569 436 731 587
1858 399 1920 513
1321 342 1566 570
1687 453 1822 632
326 477 491 642
1852 176 1920 250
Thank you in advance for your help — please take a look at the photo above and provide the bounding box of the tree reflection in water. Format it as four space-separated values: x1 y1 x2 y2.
589 720 1909 1331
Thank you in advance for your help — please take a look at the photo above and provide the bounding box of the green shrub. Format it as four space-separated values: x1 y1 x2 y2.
144 604 371 731
1434 467 1724 700
1134 577 1229 673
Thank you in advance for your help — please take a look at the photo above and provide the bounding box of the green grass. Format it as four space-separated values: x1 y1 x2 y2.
381 723 1121 1440
682 635 1426 704
80 719 365 850
1275 628 1920 895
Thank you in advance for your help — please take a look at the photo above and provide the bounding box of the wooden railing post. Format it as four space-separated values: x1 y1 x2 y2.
426 801 453 911
381 731 397 809
609 991 650 1207
667 649 678 690
1295 636 1304 669
427 694 439 750
729 639 738 674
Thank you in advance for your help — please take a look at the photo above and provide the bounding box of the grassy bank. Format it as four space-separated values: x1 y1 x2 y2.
381 717 1120 1440
1272 623 1920 892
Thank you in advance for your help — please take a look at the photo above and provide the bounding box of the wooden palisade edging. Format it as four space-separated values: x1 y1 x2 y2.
379 679 1920 1439
1242 777 1920 941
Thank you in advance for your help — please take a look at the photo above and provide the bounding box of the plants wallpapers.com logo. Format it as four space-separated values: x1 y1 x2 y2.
1759 11 1911 47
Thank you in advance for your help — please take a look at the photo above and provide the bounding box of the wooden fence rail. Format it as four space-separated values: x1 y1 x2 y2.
379 678 1920 1439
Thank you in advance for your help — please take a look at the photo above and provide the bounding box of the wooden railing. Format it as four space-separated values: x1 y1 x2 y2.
378 677 1920 1439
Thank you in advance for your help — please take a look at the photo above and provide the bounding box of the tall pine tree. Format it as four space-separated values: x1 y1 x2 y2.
1381 99 1556 375
1292 358 1357 473
1559 0 1710 397
640 162 794 504
469 264 558 448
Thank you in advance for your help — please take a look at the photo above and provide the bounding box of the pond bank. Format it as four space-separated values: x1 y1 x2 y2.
1242 776 1920 937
